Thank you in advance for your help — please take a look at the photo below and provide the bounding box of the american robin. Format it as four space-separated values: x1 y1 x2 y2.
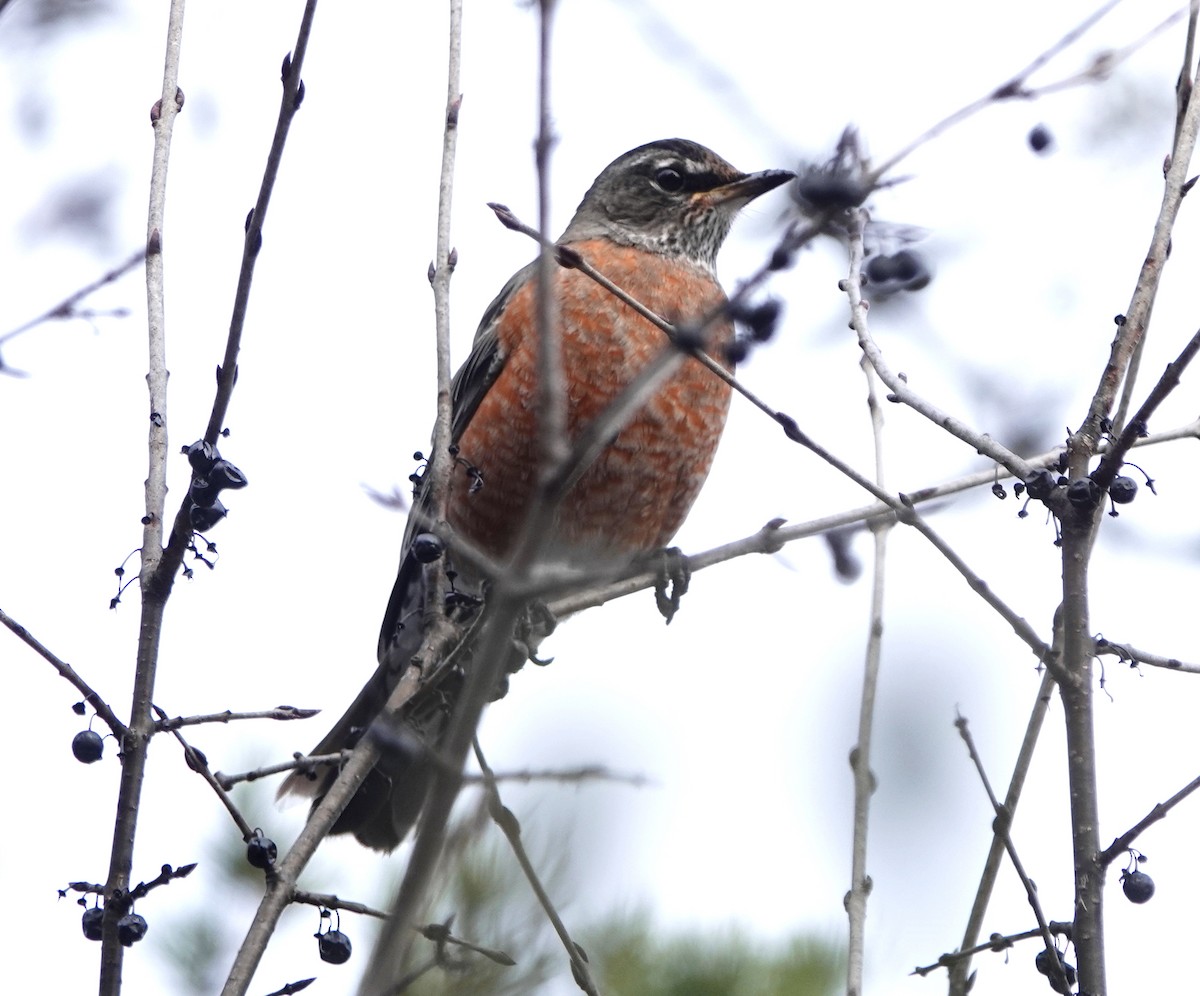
279 138 793 850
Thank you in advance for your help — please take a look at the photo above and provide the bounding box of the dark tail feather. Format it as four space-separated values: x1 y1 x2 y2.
277 550 437 851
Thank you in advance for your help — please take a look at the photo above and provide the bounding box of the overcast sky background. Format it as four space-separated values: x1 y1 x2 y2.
3 1 1199 994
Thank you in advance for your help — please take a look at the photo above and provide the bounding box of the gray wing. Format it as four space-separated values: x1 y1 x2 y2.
449 258 535 444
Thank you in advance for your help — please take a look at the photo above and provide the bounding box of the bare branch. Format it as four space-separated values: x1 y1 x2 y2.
1073 29 1200 464
1 606 128 739
1094 636 1200 675
870 0 1128 181
215 751 348 791
101 1 186 984
153 705 320 732
950 669 1058 995
0 247 145 374
292 891 389 920
1099 773 1200 865
846 212 1030 480
474 737 599 995
154 705 256 840
846 226 891 996
954 712 1070 995
462 764 651 788
1093 326 1200 489
913 920 1074 978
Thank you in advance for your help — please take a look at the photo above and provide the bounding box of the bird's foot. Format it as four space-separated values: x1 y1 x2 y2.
649 546 691 624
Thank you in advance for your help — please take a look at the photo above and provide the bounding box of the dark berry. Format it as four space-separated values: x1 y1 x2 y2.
1067 477 1102 510
723 338 749 364
1023 469 1056 501
184 440 218 473
1122 869 1155 903
81 907 105 941
117 913 148 946
1034 948 1077 993
864 251 931 293
72 730 104 764
730 298 782 342
246 834 278 870
1028 124 1053 154
208 459 248 491
189 475 218 506
888 250 922 283
1109 476 1138 504
864 254 897 282
793 171 870 211
412 533 444 564
769 245 793 271
318 929 353 964
189 499 227 532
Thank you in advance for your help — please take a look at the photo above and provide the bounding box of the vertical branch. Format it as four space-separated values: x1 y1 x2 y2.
98 3 186 992
845 210 889 996
533 0 567 485
353 1 466 990
426 4 464 553
1058 518 1104 993
1056 17 1200 995
365 5 568 989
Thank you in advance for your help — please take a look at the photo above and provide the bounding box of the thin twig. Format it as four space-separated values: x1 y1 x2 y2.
155 705 256 840
0 606 128 739
845 213 890 996
544 418 1199 619
840 210 1051 665
913 920 1074 978
474 738 599 995
1093 326 1200 488
153 706 320 731
1093 636 1200 675
949 668 1059 996
1073 18 1200 464
533 0 568 482
0 247 145 374
356 2 469 989
462 764 651 787
215 751 349 791
191 7 331 995
1098 773 1200 865
292 891 389 920
869 0 1125 182
223 669 418 996
954 713 1070 995
847 222 1030 479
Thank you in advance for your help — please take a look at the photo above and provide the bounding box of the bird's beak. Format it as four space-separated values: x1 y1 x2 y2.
699 168 794 209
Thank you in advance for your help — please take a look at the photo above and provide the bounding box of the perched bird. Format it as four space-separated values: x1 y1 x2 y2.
279 138 793 850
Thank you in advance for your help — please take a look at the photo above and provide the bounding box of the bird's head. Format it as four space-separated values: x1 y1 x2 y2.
561 138 793 268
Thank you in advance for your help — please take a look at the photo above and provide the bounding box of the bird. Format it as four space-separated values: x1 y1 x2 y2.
279 138 793 850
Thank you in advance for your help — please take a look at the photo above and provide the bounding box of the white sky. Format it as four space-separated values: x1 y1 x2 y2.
2 1 1199 994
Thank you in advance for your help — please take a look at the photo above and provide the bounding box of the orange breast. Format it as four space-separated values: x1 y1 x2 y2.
449 240 733 564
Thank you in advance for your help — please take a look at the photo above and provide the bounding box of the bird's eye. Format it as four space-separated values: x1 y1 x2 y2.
653 166 685 193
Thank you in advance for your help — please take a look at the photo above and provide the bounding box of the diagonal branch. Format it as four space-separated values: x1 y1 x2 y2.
1098 773 1200 865
1 606 128 740
954 713 1070 995
474 737 599 994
